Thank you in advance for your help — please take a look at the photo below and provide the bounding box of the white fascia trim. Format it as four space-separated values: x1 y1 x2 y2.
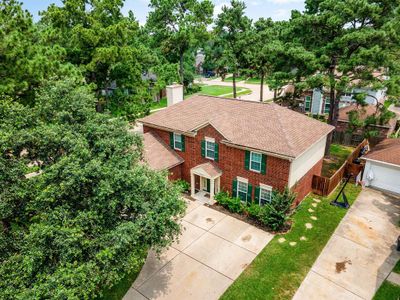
205 137 215 143
363 158 400 169
139 122 196 137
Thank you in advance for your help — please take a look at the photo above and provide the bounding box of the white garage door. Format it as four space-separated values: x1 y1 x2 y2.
365 161 400 194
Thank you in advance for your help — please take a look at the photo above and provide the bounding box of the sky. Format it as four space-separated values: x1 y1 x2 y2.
21 0 305 24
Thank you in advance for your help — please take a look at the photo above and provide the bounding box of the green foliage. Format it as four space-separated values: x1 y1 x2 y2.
0 0 78 103
215 188 296 230
0 79 185 299
147 0 214 84
173 179 190 193
215 192 244 214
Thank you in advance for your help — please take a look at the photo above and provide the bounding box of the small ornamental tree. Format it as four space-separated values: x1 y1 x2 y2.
0 79 185 299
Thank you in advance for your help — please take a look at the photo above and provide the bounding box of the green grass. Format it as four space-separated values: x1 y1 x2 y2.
373 281 400 300
199 85 234 96
321 144 354 177
150 98 167 110
221 184 362 300
224 76 246 82
245 77 263 84
384 100 393 108
224 88 252 98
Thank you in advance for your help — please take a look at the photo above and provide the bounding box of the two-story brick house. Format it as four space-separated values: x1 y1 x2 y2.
139 92 334 205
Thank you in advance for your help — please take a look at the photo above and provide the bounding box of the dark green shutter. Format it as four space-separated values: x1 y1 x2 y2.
169 132 174 149
245 150 250 170
261 154 267 175
232 180 238 198
254 186 260 204
214 143 219 161
247 184 253 204
181 135 185 152
201 140 206 157
206 179 211 193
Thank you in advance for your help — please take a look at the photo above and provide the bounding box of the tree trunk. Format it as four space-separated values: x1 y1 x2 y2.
260 72 264 102
273 88 277 101
179 49 184 85
325 57 338 157
233 72 237 98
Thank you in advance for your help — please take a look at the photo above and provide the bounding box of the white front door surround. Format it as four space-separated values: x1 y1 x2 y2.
190 166 221 202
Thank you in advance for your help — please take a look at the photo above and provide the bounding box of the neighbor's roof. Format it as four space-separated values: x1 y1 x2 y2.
363 139 400 166
338 105 396 128
139 95 334 159
143 132 184 171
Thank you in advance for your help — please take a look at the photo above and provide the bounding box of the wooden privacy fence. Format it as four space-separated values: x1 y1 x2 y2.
312 139 369 196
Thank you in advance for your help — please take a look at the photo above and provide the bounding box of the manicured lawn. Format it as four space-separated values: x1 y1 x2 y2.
224 76 246 82
199 85 234 96
150 97 167 110
199 85 251 98
221 184 362 300
373 281 400 300
393 260 400 274
321 144 354 177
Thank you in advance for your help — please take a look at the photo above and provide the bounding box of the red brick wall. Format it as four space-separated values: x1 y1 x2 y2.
144 125 290 199
292 158 323 205
168 164 182 181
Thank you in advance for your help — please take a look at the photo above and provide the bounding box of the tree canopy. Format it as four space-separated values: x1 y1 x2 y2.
0 79 185 299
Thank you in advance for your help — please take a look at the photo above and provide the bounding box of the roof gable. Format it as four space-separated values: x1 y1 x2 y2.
139 95 334 158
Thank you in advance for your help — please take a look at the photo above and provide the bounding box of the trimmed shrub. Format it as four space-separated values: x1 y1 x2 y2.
173 179 190 193
215 187 296 231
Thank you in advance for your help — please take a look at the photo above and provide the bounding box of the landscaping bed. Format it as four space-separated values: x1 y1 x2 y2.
221 184 361 300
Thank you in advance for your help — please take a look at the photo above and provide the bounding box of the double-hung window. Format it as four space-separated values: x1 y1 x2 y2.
250 152 262 172
305 96 311 112
173 133 183 151
324 97 330 114
259 186 272 206
206 140 215 160
237 180 248 202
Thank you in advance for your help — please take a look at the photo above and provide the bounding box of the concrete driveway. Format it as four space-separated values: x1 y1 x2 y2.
293 188 400 300
124 199 274 300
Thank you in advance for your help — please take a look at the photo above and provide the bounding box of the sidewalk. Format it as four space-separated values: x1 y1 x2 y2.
293 188 400 300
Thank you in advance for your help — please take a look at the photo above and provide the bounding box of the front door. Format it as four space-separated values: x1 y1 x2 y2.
202 178 211 193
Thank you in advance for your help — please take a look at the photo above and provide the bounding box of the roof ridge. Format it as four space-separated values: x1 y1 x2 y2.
272 105 296 157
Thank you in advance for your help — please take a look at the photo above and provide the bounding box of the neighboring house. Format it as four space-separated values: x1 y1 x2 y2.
302 87 386 115
336 104 397 142
139 86 334 205
362 139 400 194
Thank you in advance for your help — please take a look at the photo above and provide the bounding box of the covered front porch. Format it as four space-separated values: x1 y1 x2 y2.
190 162 222 203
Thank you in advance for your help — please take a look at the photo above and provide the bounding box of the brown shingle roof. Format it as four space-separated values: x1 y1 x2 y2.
143 132 184 171
338 105 397 129
139 95 334 158
192 162 223 179
364 139 400 166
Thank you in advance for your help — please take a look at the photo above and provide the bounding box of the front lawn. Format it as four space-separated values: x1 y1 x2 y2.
321 144 354 177
199 85 251 98
245 77 262 84
221 184 361 300
373 281 400 300
224 76 246 82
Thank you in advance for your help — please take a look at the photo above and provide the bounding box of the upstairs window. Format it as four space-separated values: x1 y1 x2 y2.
324 97 331 114
173 133 183 151
169 132 185 152
305 96 311 112
206 140 215 160
250 152 262 172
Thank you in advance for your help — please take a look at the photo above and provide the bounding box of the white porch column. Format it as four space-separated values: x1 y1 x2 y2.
190 170 195 198
210 178 215 201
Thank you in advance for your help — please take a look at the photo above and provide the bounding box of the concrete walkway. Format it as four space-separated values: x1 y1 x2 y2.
293 188 400 300
195 77 275 102
124 198 274 300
